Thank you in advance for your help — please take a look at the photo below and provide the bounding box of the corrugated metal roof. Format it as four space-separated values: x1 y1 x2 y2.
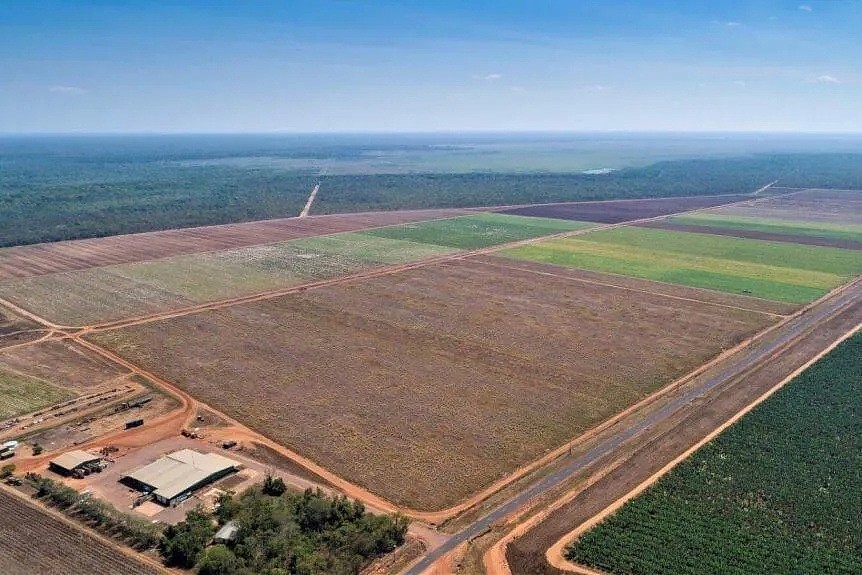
125 449 238 501
214 521 239 542
50 449 100 470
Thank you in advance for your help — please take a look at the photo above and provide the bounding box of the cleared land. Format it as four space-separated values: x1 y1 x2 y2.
363 212 590 248
641 212 862 250
0 213 582 326
91 259 775 511
505 287 862 575
716 188 862 226
0 368 72 419
0 306 44 348
0 340 130 393
565 332 862 575
0 207 471 282
0 488 164 575
501 226 862 304
496 194 752 223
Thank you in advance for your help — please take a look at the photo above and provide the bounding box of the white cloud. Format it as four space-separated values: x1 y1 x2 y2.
509 85 526 93
725 21 741 27
814 74 841 84
733 80 747 87
798 4 812 11
578 84 608 93
49 85 87 95
473 73 502 81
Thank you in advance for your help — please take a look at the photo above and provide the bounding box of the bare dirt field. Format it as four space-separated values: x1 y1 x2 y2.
0 306 45 348
637 220 862 250
497 194 751 223
0 207 471 281
716 189 862 225
0 340 130 393
504 298 862 575
91 258 776 511
0 487 165 575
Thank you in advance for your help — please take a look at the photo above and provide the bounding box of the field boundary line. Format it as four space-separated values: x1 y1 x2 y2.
7 188 780 332
0 209 474 283
467 258 788 318
543 320 862 574
0 482 172 574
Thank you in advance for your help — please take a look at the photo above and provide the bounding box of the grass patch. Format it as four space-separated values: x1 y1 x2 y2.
0 369 73 419
290 232 458 264
501 227 862 303
362 213 590 249
671 212 862 243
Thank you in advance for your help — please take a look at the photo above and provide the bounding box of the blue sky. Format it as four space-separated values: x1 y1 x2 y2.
1 0 859 133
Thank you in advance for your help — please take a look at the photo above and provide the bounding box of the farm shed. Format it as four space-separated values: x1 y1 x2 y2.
214 521 239 544
122 449 239 506
49 450 101 476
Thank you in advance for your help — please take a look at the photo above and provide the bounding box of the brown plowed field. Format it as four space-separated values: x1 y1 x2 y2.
636 220 862 250
716 188 862 225
0 340 131 393
91 259 775 511
497 195 751 223
0 208 471 281
505 298 862 575
0 488 166 575
0 306 44 348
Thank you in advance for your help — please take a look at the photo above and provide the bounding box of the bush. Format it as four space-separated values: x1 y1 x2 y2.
262 474 286 497
0 464 15 479
160 508 216 568
197 545 241 575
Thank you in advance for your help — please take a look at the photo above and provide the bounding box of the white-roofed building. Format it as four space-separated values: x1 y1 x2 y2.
122 449 239 506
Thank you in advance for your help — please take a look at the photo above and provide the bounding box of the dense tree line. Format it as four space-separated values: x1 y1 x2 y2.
24 473 163 549
4 142 862 248
160 484 409 575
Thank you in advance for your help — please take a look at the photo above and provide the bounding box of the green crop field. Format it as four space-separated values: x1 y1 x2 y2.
362 213 591 249
290 232 458 263
670 212 862 243
0 369 73 419
500 227 862 303
0 233 456 326
566 331 862 575
2 214 586 326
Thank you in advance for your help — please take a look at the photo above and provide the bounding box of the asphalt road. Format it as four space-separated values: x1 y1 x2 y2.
405 279 861 575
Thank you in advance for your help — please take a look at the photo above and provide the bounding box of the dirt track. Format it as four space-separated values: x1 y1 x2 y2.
404 277 862 575
501 287 862 575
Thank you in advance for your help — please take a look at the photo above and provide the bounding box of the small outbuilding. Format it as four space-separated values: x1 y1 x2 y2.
214 521 239 544
122 449 239 506
49 450 102 477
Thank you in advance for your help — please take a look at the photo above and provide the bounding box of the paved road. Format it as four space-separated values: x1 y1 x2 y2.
405 279 861 574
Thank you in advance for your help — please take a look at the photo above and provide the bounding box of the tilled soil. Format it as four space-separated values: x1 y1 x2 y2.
91 259 774 511
505 299 862 575
0 208 471 281
0 488 165 575
497 195 751 223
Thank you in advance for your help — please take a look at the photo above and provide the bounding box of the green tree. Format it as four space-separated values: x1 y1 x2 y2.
0 464 15 479
159 508 216 568
262 474 286 496
197 544 240 575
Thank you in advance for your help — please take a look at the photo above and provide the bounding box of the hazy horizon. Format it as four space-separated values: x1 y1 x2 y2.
3 1 861 133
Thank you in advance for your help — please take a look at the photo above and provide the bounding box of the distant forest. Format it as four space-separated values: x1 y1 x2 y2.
2 150 862 247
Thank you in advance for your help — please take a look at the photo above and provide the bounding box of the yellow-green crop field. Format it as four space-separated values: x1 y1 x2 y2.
500 226 862 304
